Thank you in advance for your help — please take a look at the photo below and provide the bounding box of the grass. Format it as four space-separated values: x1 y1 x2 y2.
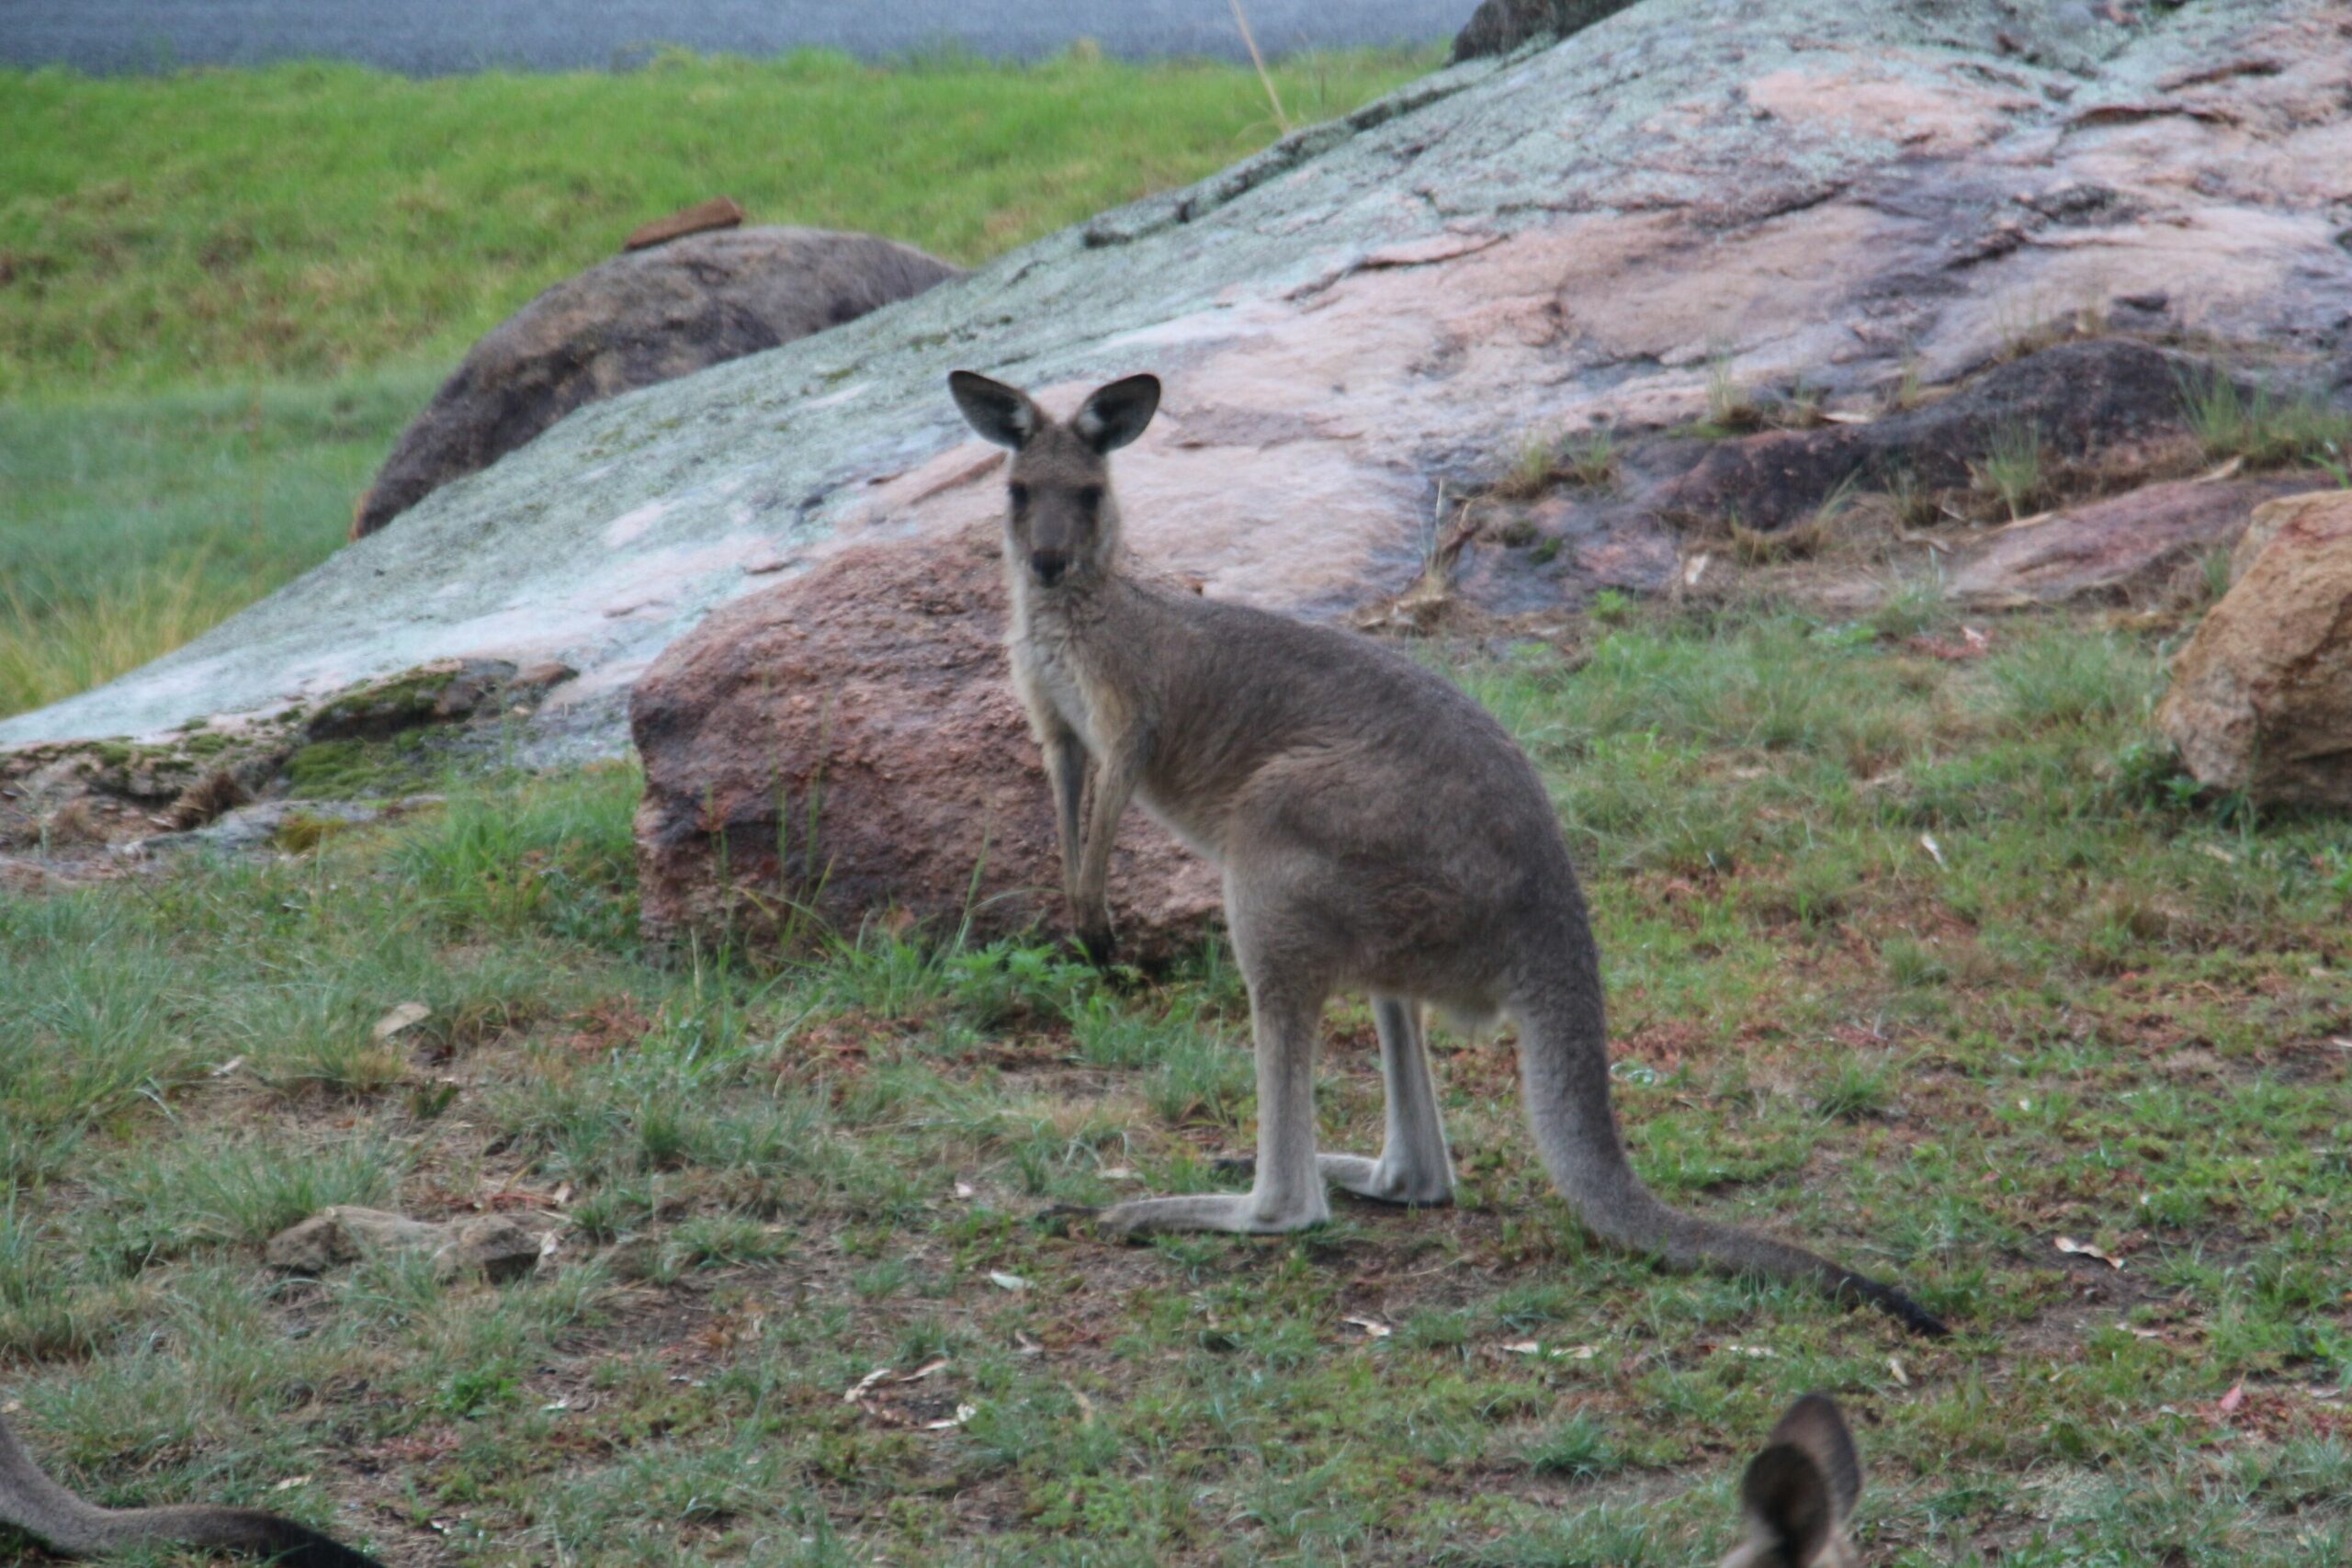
5 609 2349 1564
0 48 1430 721
2178 370 2352 476
0 369 429 716
0 48 1434 397
1971 421 2046 521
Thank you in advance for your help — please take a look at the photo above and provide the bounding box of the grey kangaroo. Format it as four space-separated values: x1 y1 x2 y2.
1722 1393 1866 1567
0 1412 382 1566
948 369 1946 1337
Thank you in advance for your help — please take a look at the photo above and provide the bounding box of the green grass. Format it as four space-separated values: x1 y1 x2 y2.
0 368 429 716
0 48 1430 722
5 610 2348 1564
0 48 1434 397
2177 369 2352 478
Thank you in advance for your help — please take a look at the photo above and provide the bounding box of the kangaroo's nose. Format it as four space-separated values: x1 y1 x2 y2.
1030 550 1069 586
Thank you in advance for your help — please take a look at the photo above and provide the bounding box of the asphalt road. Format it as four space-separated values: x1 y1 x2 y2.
0 1 1474 74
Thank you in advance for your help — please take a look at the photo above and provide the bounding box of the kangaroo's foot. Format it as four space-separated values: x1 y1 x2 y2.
1216 1153 1454 1207
1097 1188 1329 1236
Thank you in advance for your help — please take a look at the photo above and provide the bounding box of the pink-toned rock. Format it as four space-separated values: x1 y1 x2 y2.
629 523 1224 960
2159 491 2352 808
1943 477 2317 606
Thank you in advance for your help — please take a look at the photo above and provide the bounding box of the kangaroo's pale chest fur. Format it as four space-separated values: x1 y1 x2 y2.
1007 581 1116 756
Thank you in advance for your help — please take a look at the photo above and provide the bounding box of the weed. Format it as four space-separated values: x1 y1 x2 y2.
2177 368 2352 469
1494 432 1558 500
1971 422 2046 520
1703 352 1765 434
1566 429 1620 488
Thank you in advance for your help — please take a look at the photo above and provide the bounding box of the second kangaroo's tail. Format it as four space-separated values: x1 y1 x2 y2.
0 1412 384 1566
1515 967 1948 1338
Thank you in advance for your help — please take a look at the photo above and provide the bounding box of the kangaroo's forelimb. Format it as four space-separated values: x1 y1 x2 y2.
1067 730 1141 964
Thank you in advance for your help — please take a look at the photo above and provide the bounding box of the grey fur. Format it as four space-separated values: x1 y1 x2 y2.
950 370 1948 1337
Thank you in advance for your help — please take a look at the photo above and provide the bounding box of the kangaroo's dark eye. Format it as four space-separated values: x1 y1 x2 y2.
1007 482 1029 511
1076 486 1104 513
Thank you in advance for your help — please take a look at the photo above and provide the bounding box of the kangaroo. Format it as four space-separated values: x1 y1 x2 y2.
947 369 1946 1337
0 1412 382 1566
1722 1393 1865 1567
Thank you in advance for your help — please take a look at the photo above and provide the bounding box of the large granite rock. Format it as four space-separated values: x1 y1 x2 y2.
2159 491 2352 808
349 227 960 538
7 0 2351 755
630 520 1223 958
1450 0 1641 62
1941 477 2320 607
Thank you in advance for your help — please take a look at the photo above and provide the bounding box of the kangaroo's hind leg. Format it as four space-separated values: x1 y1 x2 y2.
1317 997 1455 1205
1098 863 1333 1236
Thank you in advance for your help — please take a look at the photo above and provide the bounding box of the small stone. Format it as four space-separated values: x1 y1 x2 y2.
623 196 747 253
434 1214 548 1284
265 1206 446 1274
2160 491 2352 809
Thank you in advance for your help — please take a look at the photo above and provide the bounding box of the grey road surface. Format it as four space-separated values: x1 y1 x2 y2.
0 2 1474 74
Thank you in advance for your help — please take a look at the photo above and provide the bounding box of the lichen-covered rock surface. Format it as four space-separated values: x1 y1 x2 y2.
6 0 2349 757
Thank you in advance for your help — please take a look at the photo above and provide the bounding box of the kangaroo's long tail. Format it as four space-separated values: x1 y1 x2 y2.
1515 964 1948 1338
0 1413 384 1566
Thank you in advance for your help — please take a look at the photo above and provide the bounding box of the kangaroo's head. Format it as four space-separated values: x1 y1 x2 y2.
948 370 1160 591
1719 1394 1863 1568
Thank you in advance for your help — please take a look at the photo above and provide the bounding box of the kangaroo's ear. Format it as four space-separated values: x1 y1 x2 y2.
1073 373 1160 453
1766 1394 1860 1524
1738 1443 1834 1565
949 370 1042 449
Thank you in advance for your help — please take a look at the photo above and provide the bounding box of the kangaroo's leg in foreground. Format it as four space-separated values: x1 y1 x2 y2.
1102 877 1332 1234
1066 734 1140 964
1230 998 1454 1205
1041 722 1088 900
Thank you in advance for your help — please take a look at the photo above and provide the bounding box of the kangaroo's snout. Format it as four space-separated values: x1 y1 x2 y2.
1030 549 1070 587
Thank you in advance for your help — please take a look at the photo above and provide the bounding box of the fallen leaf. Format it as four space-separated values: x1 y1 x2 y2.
371 1002 431 1042
2215 1382 2245 1416
988 1271 1028 1292
922 1404 978 1431
1013 1330 1044 1356
900 1359 950 1382
271 1476 310 1493
1888 1356 1909 1387
209 1056 245 1078
1071 1389 1097 1426
1342 1315 1393 1339
952 1180 976 1200
1683 551 1713 588
843 1366 893 1404
2056 1235 2126 1269
1919 833 1947 868
2126 1326 2164 1341
1100 1167 1138 1181
1501 1340 1599 1360
2197 843 2238 864
542 1398 571 1413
